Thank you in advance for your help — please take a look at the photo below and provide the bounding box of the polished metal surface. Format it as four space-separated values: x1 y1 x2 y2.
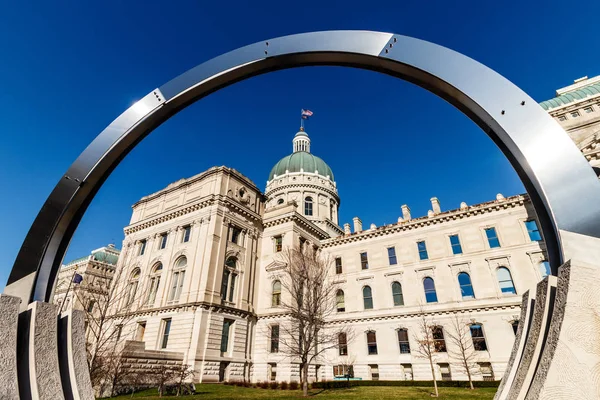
5 30 600 306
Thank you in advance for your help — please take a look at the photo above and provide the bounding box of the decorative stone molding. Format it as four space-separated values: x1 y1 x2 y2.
322 194 527 248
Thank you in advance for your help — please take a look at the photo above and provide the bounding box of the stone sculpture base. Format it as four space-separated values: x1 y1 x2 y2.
0 295 94 400
496 257 600 399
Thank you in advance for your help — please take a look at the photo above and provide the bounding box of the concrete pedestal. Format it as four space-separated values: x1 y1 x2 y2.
0 294 21 400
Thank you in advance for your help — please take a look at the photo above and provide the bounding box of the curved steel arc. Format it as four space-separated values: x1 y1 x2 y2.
5 30 600 305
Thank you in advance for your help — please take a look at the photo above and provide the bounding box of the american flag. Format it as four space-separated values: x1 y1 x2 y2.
301 109 313 119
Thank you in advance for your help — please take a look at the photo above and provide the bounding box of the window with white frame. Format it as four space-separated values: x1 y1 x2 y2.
168 257 186 301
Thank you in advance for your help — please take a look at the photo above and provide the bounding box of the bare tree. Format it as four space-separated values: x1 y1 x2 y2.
445 314 478 390
413 311 440 398
275 245 351 397
154 364 177 397
171 364 196 396
71 264 146 390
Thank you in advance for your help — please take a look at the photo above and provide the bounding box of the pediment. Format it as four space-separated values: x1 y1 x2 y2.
265 260 287 272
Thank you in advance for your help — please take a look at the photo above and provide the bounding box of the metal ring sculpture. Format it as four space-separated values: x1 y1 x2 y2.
3 30 600 399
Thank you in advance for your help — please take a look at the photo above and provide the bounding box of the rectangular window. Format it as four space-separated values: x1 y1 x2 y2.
335 257 343 274
439 363 452 381
270 325 279 353
221 270 230 301
525 220 542 241
159 233 168 249
268 363 277 381
402 364 413 380
182 225 191 243
360 252 369 270
398 329 410 354
485 227 501 248
367 331 378 355
333 365 354 378
417 241 428 260
449 234 463 255
86 300 95 313
470 324 488 351
274 236 282 252
584 106 593 113
115 324 123 342
432 326 446 352
387 247 397 265
558 114 567 121
169 271 186 301
228 273 236 303
479 362 494 381
136 321 146 341
571 111 580 118
338 333 348 356
139 240 147 256
220 319 233 353
369 364 379 381
160 319 171 349
231 226 242 245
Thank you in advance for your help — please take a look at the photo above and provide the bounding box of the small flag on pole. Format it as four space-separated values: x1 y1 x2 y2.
301 109 313 119
73 272 83 284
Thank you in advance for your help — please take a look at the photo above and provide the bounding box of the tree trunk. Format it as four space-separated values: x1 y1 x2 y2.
302 363 309 397
466 367 474 390
429 358 439 397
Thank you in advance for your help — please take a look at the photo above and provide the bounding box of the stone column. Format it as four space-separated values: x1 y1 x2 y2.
0 294 20 400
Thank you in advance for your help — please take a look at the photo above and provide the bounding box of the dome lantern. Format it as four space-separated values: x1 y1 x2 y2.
293 127 311 153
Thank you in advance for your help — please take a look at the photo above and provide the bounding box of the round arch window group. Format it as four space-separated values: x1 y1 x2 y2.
125 256 188 308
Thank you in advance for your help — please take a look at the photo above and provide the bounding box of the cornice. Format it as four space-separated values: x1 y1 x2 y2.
124 194 262 235
263 211 329 240
132 166 263 207
265 182 340 202
322 194 528 248
112 300 257 320
256 301 521 323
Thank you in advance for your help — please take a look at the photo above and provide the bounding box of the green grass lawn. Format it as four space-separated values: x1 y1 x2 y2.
110 384 497 399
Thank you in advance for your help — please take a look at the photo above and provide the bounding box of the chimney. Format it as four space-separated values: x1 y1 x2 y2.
370 223 377 230
496 193 505 201
401 205 411 221
353 217 362 233
427 210 434 218
460 202 468 210
431 197 441 214
344 223 351 235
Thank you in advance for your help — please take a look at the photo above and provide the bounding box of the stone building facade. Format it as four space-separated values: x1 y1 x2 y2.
54 244 120 315
62 74 600 384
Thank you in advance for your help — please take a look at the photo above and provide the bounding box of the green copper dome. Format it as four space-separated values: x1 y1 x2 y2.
269 151 334 181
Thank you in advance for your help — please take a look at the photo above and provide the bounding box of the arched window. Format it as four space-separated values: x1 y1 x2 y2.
423 277 438 303
458 272 475 299
497 267 516 295
336 289 345 312
146 263 162 305
304 196 313 216
539 261 551 278
392 282 404 306
221 257 238 303
363 286 373 309
126 268 140 305
272 280 282 307
225 257 237 268
470 324 488 351
168 257 187 301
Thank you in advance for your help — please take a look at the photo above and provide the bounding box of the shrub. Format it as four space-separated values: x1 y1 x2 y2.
269 381 279 389
289 381 299 390
280 381 288 390
244 381 251 387
235 381 245 387
259 381 269 389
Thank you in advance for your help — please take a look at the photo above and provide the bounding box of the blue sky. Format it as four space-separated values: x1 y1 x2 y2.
1 0 599 290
